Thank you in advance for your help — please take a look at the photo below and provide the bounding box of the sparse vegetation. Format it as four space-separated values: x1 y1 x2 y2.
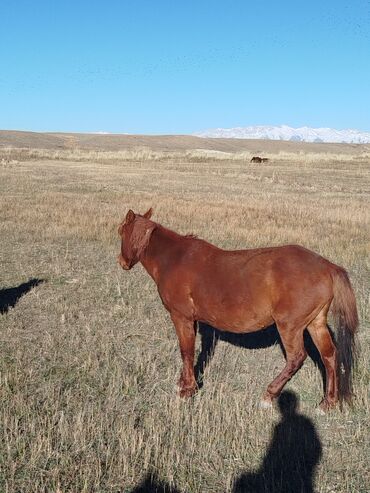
1 145 370 165
0 142 369 492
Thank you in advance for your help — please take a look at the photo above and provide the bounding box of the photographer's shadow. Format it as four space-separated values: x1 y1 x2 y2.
130 472 181 492
233 391 322 493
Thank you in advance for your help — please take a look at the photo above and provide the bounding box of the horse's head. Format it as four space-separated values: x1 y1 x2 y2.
117 208 155 270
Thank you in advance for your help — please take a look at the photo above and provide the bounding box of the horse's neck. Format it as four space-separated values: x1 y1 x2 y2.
140 225 183 283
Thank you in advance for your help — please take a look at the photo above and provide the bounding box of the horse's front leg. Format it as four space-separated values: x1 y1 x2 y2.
170 312 197 397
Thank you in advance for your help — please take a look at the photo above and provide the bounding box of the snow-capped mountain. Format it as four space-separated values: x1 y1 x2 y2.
194 125 370 144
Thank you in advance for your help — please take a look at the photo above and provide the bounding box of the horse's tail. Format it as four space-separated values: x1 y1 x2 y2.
331 267 359 403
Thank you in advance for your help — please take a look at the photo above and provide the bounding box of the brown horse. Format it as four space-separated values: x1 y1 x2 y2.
118 209 358 411
251 157 269 163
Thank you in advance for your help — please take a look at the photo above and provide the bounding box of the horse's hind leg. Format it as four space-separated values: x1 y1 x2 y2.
261 324 307 408
307 305 338 410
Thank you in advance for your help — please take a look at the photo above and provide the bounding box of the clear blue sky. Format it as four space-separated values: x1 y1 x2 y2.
1 1 369 134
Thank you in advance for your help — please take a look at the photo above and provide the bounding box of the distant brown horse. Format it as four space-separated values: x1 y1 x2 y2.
251 156 269 163
118 209 358 411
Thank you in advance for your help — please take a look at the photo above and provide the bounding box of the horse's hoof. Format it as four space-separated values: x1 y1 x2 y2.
179 386 197 398
317 398 336 413
260 399 274 410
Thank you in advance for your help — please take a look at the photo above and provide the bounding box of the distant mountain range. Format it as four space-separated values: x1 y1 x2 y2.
194 125 370 144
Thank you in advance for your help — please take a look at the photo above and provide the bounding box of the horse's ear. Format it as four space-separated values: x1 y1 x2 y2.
125 209 135 224
143 208 153 219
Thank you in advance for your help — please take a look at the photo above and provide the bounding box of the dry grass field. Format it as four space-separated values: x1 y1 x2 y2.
0 136 369 492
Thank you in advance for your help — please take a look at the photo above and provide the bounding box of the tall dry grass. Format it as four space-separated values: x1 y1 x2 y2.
0 150 369 492
1 145 370 165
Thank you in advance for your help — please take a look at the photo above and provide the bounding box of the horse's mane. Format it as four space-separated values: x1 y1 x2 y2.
131 218 157 258
131 220 199 258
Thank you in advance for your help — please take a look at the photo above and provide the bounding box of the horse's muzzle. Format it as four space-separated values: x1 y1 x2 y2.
117 254 130 270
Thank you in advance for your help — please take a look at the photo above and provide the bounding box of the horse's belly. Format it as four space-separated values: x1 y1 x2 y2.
195 301 273 334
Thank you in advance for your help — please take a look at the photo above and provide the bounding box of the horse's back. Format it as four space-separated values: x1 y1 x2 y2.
199 243 334 328
157 239 336 331
248 244 334 292
263 245 335 322
176 242 334 296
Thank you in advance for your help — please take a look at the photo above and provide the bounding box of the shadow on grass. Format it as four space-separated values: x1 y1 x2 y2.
195 322 327 394
232 391 322 493
130 392 322 493
0 278 45 314
195 322 282 389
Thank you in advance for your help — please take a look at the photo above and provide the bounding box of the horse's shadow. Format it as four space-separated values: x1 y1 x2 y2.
0 278 45 314
232 391 322 493
195 322 327 393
